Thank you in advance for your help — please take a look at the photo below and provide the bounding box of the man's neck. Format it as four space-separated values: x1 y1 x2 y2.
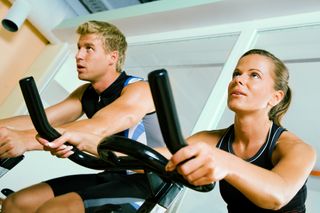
92 71 121 94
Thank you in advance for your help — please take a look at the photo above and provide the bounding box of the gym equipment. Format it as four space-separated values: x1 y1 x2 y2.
0 155 24 178
19 77 138 170
97 69 215 212
99 69 214 192
1 188 14 197
149 69 214 191
0 156 23 198
19 69 214 212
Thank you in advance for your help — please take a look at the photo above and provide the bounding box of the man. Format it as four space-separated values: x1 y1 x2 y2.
1 20 164 212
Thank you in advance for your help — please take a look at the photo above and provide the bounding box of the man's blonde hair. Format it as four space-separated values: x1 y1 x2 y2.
77 20 127 72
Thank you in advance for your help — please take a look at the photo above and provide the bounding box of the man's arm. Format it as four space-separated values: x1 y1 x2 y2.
0 84 87 158
0 116 34 130
45 84 86 127
42 81 155 156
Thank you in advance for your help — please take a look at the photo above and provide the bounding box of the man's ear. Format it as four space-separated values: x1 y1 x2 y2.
109 50 119 64
269 90 285 107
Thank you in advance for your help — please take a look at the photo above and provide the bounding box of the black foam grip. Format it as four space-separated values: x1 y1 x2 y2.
1 188 15 197
148 69 186 154
19 77 114 170
0 155 24 170
98 136 213 192
98 136 167 172
148 69 215 192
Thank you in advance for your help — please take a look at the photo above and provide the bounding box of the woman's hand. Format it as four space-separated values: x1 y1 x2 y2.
165 142 229 186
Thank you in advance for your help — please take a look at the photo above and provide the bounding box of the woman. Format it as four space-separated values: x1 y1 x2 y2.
166 49 316 212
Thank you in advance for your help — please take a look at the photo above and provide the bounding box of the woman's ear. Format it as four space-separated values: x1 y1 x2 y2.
269 90 285 107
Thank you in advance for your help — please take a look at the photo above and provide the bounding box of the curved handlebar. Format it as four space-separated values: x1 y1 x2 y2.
19 72 214 192
98 136 213 192
148 69 215 192
148 69 186 154
0 155 24 178
19 77 141 170
98 69 214 192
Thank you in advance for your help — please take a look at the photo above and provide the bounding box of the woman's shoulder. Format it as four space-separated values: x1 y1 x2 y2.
187 128 229 146
273 130 316 163
277 130 306 146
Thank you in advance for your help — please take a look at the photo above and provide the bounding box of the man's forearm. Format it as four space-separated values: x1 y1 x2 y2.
0 115 34 130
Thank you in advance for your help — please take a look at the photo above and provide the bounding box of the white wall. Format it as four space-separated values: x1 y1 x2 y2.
0 46 91 194
1 1 320 212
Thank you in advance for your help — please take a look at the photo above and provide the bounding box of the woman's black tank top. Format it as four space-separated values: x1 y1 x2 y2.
217 123 307 212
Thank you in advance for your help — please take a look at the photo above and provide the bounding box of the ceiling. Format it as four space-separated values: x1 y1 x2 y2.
52 0 320 43
1 0 320 205
65 0 161 16
3 0 320 44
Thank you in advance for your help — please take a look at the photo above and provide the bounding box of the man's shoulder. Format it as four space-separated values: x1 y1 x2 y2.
124 75 144 85
69 83 91 98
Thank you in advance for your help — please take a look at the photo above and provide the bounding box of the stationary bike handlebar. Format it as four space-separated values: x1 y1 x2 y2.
148 69 215 192
19 77 142 170
20 72 214 192
148 69 187 154
98 69 214 192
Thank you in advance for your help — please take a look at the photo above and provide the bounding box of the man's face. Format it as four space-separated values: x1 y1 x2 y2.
75 33 116 82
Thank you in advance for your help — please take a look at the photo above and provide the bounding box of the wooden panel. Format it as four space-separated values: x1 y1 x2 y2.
0 0 48 108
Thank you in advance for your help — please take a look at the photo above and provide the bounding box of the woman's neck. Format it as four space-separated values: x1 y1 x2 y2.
233 115 272 147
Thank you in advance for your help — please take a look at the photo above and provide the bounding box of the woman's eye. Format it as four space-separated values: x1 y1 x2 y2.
251 72 260 79
232 71 241 78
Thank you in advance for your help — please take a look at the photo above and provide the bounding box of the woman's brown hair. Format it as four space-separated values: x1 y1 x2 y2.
241 49 291 126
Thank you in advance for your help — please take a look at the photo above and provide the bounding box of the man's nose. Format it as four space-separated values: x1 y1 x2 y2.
75 49 84 60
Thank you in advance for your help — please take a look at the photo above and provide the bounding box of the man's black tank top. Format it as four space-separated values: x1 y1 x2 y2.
81 71 132 138
80 71 165 148
82 71 130 119
217 123 307 212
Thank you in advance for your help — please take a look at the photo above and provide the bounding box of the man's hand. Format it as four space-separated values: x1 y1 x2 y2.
0 127 29 158
36 130 103 158
36 134 74 158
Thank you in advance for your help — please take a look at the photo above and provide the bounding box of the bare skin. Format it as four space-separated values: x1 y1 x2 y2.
166 54 316 210
1 33 156 212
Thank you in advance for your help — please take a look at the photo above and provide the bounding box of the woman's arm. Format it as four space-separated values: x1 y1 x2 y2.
166 130 316 210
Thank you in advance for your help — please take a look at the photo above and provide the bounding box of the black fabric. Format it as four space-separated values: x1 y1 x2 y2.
81 71 130 118
46 172 151 213
44 71 164 211
218 123 307 212
81 71 131 137
92 203 137 213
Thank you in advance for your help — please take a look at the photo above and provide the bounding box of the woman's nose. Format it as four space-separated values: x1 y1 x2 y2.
234 75 244 85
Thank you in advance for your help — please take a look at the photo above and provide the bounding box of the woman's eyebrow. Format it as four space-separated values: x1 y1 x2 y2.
248 68 263 74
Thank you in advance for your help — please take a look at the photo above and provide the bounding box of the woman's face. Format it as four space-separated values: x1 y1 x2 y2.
227 54 281 115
